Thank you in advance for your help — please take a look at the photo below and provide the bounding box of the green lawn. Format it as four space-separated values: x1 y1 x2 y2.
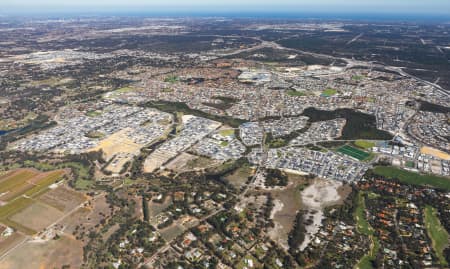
286 89 306 97
220 141 229 147
373 166 450 191
355 192 373 235
115 87 136 93
164 75 179 83
219 129 235 136
74 179 94 190
86 110 102 117
352 75 365 81
322 88 338 96
354 140 375 149
355 192 379 269
424 205 449 266
358 237 380 269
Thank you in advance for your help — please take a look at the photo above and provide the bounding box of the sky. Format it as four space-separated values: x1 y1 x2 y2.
2 0 450 16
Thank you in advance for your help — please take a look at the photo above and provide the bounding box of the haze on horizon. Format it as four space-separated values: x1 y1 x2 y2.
2 0 450 16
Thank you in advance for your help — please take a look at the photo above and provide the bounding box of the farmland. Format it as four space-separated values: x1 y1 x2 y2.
338 145 370 161
0 169 67 234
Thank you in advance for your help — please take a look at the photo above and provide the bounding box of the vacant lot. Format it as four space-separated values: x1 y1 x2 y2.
0 235 83 269
0 231 25 257
165 152 197 172
267 174 309 249
421 146 450 161
224 164 254 189
160 224 184 242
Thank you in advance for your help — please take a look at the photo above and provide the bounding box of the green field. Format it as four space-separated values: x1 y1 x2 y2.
286 89 306 97
354 140 375 149
86 110 102 117
355 192 373 235
373 166 450 191
24 170 65 197
0 170 38 195
355 192 379 269
338 145 370 160
322 88 338 97
220 141 229 147
424 205 449 266
164 75 179 83
219 129 235 136
115 87 136 93
352 75 365 81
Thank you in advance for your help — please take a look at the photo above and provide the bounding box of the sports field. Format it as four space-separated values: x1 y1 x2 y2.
338 145 370 160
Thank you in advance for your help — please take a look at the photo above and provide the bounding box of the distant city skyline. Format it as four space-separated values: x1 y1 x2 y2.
2 0 450 16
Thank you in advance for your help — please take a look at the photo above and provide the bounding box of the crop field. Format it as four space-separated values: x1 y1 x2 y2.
10 202 64 232
38 186 86 213
0 169 66 234
338 145 370 160
0 169 65 202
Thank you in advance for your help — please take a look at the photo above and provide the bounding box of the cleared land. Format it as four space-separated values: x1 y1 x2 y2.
373 166 450 191
0 235 83 269
90 128 142 173
165 152 197 172
267 174 309 250
420 146 450 161
0 231 25 257
338 145 370 160
224 164 254 189
424 205 449 266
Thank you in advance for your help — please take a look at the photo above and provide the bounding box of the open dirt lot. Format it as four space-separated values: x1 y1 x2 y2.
0 232 25 257
267 174 307 250
0 235 83 269
299 178 350 251
165 152 197 172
